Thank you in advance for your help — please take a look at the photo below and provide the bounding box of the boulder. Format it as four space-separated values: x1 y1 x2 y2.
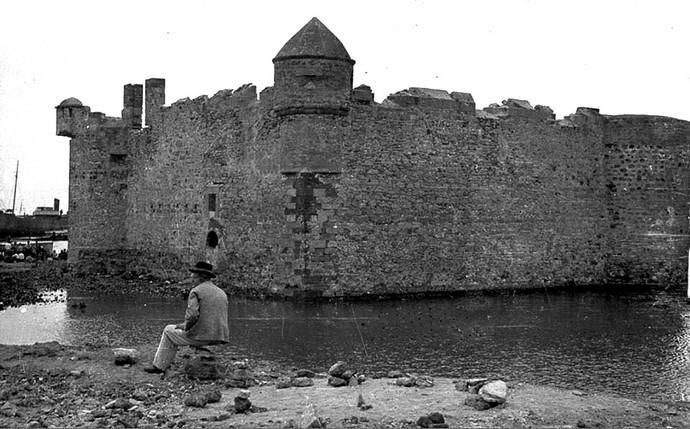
238 389 251 399
276 376 292 389
416 415 432 427
184 355 221 380
428 412 444 423
396 376 417 387
112 348 138 366
291 377 314 387
479 380 508 404
348 376 359 386
105 398 133 410
328 375 348 387
341 370 354 380
233 397 251 413
184 393 208 408
465 378 490 394
204 390 222 403
328 361 348 377
296 369 315 378
464 394 494 411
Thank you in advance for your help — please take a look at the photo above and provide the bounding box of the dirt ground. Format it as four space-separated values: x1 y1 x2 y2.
1 342 689 429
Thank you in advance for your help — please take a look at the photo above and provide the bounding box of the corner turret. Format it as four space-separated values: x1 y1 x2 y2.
55 98 90 137
272 17 355 116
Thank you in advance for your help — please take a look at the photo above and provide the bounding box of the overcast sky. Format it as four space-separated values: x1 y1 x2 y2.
1 0 688 214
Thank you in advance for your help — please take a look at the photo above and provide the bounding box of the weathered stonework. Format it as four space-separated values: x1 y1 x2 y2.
56 17 690 297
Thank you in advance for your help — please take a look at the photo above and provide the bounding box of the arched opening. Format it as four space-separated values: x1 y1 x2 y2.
206 230 219 248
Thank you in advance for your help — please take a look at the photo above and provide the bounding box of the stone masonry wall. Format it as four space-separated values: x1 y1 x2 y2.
603 115 690 285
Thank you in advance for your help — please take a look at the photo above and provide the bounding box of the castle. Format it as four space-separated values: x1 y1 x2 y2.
56 18 690 298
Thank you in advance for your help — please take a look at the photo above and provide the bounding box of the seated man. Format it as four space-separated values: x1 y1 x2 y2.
144 261 229 374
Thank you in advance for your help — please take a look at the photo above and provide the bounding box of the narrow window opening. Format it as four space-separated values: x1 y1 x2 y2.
206 231 218 248
208 193 217 212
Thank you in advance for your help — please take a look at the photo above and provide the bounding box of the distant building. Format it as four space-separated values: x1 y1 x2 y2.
32 199 61 217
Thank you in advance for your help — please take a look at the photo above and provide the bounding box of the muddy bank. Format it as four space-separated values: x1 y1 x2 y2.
0 262 187 310
1 342 689 428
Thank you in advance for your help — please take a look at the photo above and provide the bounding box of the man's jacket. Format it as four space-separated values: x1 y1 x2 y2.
183 281 229 343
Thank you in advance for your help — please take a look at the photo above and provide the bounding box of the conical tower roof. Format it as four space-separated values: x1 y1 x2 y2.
274 17 354 63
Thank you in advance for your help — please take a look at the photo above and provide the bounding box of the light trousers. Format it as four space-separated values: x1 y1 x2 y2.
152 324 211 370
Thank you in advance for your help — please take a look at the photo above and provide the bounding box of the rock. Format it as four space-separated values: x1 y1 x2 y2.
296 369 315 378
232 359 249 369
416 415 432 428
184 393 208 408
104 398 133 410
184 355 221 380
415 375 434 388
428 412 444 423
276 376 292 389
328 375 348 387
204 390 222 403
396 376 417 387
328 361 348 377
69 370 83 377
577 421 587 428
112 348 138 366
291 377 314 387
233 397 251 413
341 370 354 380
238 389 251 399
225 368 255 387
479 380 508 404
27 421 42 428
463 378 490 393
348 376 359 386
357 374 366 384
387 370 404 378
464 394 494 411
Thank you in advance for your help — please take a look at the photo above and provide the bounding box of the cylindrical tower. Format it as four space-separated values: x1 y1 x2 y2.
272 17 355 116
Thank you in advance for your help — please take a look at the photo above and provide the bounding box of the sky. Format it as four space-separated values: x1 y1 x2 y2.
0 0 688 214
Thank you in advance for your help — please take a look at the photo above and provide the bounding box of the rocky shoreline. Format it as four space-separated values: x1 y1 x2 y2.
1 342 689 428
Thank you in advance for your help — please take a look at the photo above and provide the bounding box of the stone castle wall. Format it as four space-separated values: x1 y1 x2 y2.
57 20 689 297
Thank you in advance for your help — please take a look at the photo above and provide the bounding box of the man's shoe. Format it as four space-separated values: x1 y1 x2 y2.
143 365 165 374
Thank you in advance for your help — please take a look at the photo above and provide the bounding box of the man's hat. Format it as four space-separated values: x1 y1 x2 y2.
189 261 216 278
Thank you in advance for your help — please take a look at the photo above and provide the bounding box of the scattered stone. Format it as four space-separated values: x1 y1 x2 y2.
415 375 434 388
417 415 432 428
184 393 208 408
225 367 256 387
234 396 252 413
291 376 314 387
328 375 348 387
572 390 587 396
479 380 508 404
296 369 315 378
249 405 268 413
387 370 405 378
27 421 42 428
184 355 220 380
463 378 490 393
104 398 133 410
576 421 587 428
112 348 138 366
428 412 445 424
69 370 83 377
204 389 222 403
357 374 366 384
132 388 149 401
396 376 417 387
276 376 292 389
464 394 494 411
232 359 249 369
328 361 348 378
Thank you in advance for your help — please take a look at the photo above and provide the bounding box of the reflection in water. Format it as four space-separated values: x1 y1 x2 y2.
0 290 689 401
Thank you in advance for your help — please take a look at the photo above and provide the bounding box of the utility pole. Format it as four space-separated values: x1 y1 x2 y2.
11 160 18 214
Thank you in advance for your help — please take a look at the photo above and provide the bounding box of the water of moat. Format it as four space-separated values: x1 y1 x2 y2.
1 288 689 402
